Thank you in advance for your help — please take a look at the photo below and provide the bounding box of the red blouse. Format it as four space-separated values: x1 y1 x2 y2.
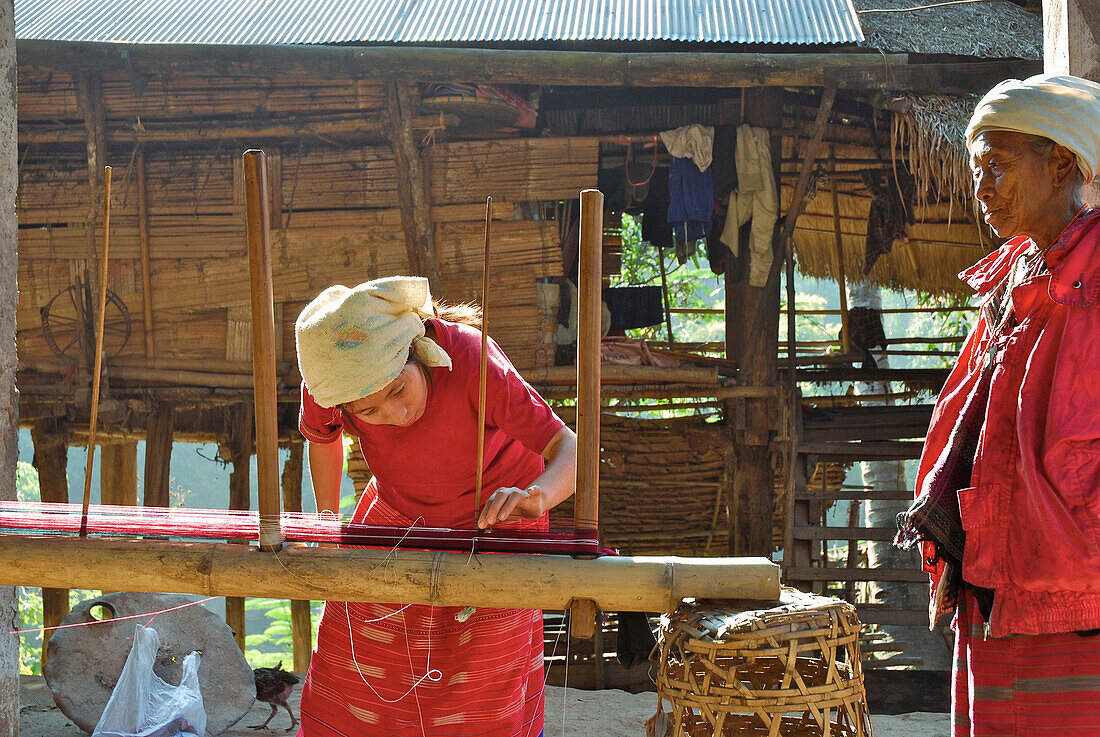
299 318 564 528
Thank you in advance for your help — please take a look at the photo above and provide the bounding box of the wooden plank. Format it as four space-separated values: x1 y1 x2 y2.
100 442 137 507
19 42 908 89
792 525 897 541
783 567 928 582
796 441 924 460
143 403 173 508
855 607 930 627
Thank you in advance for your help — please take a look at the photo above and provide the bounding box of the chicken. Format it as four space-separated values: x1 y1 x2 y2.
249 662 300 732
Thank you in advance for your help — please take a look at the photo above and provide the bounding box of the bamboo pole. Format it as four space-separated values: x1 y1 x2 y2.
0 535 780 611
243 149 284 550
474 196 491 520
575 189 603 535
830 149 851 355
80 164 111 537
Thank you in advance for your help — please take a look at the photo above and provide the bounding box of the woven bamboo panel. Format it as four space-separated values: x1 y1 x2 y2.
656 590 872 737
552 415 734 557
17 71 387 122
277 145 400 211
429 137 598 205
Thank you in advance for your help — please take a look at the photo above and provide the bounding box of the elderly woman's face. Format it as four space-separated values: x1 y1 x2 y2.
970 130 1065 239
341 362 430 427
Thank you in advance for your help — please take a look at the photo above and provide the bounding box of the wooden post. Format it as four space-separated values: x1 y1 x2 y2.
1045 0 1100 206
386 83 441 286
30 422 69 665
226 403 254 653
143 403 174 508
100 442 137 507
281 441 312 673
727 88 788 557
0 1 15 723
136 147 155 358
242 149 285 550
570 188 604 640
575 189 603 534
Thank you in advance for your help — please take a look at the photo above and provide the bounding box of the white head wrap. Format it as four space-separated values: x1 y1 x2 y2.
965 73 1100 185
295 276 452 408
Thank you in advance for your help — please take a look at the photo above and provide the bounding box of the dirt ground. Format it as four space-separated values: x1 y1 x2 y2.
19 674 950 736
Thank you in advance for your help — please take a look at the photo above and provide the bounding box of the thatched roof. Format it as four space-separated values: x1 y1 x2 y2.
855 0 1042 59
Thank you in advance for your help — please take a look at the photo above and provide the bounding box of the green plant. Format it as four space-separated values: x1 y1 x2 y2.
244 597 323 668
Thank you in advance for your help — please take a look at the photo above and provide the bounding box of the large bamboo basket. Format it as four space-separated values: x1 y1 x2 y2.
655 589 872 737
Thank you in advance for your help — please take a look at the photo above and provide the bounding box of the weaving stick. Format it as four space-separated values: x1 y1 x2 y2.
243 149 285 550
474 196 492 521
80 165 112 537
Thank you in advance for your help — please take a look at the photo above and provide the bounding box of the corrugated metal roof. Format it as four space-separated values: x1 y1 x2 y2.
14 0 863 46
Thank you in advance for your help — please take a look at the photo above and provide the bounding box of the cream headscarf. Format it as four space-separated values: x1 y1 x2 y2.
295 276 452 408
965 73 1100 185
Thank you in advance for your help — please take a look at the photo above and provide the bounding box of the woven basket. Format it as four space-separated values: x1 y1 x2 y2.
655 589 873 737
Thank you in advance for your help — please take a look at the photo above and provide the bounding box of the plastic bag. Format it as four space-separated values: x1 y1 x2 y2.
92 625 207 737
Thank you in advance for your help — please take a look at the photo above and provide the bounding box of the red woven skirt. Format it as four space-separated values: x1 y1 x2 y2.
953 590 1100 736
297 489 546 737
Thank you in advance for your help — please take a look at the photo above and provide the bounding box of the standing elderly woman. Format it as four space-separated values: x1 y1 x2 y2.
293 276 576 737
897 74 1100 735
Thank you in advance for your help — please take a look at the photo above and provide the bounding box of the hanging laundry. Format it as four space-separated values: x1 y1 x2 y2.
667 156 714 263
659 124 715 172
710 124 739 199
862 167 915 274
641 166 674 250
720 124 778 287
605 285 665 331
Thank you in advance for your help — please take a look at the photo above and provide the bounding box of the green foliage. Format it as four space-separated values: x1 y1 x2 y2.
244 598 323 668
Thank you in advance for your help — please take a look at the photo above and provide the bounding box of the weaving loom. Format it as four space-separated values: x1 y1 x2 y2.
0 152 779 623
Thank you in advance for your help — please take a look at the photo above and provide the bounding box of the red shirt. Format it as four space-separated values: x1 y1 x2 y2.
917 209 1100 636
299 318 564 528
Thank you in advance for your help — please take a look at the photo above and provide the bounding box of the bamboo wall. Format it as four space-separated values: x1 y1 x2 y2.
16 70 599 375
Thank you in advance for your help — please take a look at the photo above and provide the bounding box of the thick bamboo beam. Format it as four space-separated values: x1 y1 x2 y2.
575 189 603 534
243 149 284 551
0 535 780 611
18 41 906 89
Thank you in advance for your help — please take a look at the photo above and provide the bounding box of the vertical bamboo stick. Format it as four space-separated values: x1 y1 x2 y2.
830 149 851 355
474 196 492 521
136 148 155 358
575 189 603 534
80 165 111 537
243 149 284 550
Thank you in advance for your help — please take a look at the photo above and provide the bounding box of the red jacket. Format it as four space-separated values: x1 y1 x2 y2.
917 208 1100 636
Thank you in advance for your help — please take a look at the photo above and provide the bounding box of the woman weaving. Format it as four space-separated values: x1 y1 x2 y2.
293 276 576 737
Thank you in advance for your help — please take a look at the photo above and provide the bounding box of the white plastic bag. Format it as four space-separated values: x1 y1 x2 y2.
92 625 207 737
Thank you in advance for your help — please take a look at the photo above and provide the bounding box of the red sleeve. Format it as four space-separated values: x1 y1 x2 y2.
298 381 345 444
483 333 565 455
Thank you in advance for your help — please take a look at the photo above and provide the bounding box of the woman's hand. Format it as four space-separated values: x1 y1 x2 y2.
477 485 545 530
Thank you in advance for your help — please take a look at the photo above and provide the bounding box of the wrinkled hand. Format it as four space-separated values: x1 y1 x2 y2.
477 485 545 530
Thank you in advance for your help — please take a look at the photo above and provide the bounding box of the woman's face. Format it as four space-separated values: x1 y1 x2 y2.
341 362 429 427
970 130 1065 240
